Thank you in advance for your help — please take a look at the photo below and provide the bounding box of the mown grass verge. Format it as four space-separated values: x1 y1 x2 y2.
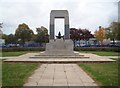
79 63 118 87
2 63 39 87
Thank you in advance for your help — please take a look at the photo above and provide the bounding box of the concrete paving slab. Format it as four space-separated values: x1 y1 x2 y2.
83 82 98 86
69 87 85 88
24 82 37 86
26 77 40 83
38 83 53 86
53 82 68 86
68 82 84 86
54 79 67 82
24 64 98 87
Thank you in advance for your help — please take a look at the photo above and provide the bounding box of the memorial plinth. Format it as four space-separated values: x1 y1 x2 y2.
45 39 74 55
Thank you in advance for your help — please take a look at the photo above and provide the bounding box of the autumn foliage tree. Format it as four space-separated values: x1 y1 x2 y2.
94 26 106 44
70 28 94 46
70 28 79 46
82 29 94 44
15 23 34 44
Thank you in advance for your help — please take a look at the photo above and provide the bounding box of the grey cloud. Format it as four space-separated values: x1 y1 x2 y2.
0 0 118 35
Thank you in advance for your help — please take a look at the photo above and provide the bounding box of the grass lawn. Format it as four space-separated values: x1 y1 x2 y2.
79 63 118 87
1 52 27 57
80 51 119 56
2 63 39 86
111 58 119 62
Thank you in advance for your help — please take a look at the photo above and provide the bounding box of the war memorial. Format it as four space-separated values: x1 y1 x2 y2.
29 10 89 59
4 10 114 62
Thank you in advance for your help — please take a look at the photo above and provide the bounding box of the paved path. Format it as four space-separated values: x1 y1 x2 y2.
24 64 98 87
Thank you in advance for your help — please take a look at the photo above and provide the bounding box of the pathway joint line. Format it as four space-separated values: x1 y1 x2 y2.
63 64 69 86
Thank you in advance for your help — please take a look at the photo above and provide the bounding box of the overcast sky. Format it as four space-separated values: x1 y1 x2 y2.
0 0 119 36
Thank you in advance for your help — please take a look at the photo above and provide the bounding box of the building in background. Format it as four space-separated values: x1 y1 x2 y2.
0 29 5 47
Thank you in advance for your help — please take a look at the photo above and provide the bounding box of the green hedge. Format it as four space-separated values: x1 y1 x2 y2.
2 47 45 52
74 47 120 52
2 47 119 52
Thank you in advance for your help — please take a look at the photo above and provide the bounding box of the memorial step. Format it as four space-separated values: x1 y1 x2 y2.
35 54 84 56
29 55 89 59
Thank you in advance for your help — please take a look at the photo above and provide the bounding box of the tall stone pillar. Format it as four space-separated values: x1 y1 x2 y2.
64 16 70 39
50 16 54 39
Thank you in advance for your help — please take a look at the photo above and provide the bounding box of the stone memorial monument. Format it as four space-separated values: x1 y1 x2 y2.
30 10 88 59
45 10 75 55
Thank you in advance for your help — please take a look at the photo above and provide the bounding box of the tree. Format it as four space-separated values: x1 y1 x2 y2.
78 28 84 40
105 27 114 40
70 28 94 46
70 28 79 47
15 23 34 44
0 23 3 29
2 34 7 44
105 22 120 45
94 26 106 44
0 23 3 38
82 29 94 44
35 26 49 43
109 22 120 40
2 34 17 44
2 34 7 39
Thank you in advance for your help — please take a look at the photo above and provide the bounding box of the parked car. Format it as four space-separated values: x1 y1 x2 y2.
84 44 91 47
109 41 120 47
99 44 108 47
6 44 20 47
80 44 86 47
90 44 100 47
0 44 6 48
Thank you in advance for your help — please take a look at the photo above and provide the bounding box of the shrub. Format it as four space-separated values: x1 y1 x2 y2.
2 47 45 52
2 47 119 52
74 47 120 52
